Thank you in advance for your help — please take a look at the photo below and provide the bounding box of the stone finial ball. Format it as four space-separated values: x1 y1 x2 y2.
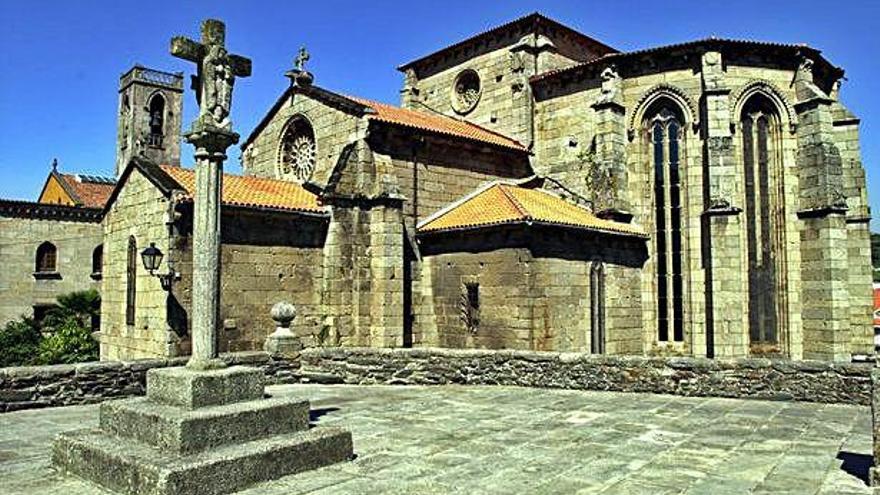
270 302 296 326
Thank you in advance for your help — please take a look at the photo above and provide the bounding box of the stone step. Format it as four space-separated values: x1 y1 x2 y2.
53 424 354 495
147 365 265 409
100 396 310 454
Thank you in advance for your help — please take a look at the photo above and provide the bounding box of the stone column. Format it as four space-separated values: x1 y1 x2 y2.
793 57 851 361
186 126 238 370
699 51 746 359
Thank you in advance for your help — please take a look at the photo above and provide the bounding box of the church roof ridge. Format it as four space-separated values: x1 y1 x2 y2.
241 85 528 154
417 180 646 238
530 37 842 84
396 12 617 72
346 95 528 152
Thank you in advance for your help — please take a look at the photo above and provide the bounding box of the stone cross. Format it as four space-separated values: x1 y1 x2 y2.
171 19 250 370
294 46 310 72
171 19 252 131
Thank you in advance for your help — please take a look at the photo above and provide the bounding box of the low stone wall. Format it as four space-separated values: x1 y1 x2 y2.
300 347 873 405
0 352 299 413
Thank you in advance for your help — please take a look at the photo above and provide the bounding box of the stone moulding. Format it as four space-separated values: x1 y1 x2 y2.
729 79 798 134
627 83 699 140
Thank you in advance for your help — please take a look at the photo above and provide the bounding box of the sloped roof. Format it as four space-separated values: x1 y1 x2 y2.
58 174 116 208
397 12 617 71
531 37 842 85
240 85 528 154
158 165 324 214
418 182 646 238
348 96 527 152
873 285 880 327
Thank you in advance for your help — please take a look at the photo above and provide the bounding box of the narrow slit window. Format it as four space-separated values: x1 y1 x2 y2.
126 236 137 326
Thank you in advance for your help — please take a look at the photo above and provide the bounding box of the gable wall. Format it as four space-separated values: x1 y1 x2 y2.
38 175 75 206
242 91 364 185
100 168 173 360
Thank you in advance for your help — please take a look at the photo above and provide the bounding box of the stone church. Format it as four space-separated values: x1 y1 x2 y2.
67 13 874 362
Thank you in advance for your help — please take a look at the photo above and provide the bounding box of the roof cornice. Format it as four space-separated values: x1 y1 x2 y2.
0 199 103 222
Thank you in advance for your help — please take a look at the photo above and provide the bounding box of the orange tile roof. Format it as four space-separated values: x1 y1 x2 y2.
418 182 646 238
874 286 880 327
59 174 116 208
347 97 527 152
159 165 324 214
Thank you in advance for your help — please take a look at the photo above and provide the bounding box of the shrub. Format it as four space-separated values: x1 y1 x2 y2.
0 318 42 367
36 315 99 365
0 289 101 367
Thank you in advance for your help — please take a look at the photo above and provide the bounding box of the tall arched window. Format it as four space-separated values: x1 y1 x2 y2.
590 260 606 354
35 242 57 273
91 244 103 278
148 93 165 147
126 236 137 326
648 106 684 342
741 95 781 345
277 117 316 182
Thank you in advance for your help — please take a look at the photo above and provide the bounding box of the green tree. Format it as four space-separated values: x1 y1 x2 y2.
0 318 41 367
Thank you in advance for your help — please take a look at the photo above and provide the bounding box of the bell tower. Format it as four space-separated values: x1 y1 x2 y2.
116 65 184 175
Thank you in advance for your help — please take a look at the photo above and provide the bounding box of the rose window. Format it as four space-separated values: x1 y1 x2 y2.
451 69 481 114
278 118 316 182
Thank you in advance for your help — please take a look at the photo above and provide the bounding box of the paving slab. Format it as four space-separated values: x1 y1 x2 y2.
0 384 873 494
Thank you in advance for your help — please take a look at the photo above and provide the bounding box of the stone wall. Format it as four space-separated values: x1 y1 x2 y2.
242 90 364 184
530 48 872 362
0 351 299 413
0 209 103 325
418 226 648 353
101 168 174 360
371 129 532 231
172 207 327 353
301 347 873 405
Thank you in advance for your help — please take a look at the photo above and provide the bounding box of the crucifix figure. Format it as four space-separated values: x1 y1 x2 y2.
171 19 252 131
170 19 251 370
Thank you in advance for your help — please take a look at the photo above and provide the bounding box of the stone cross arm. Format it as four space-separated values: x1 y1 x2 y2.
170 36 252 77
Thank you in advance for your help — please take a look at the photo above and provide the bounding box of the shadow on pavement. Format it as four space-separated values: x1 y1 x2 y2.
837 451 871 485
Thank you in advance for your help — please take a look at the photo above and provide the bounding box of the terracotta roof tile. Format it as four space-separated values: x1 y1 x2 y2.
348 97 528 152
418 182 646 238
159 165 324 214
59 174 116 208
874 285 880 327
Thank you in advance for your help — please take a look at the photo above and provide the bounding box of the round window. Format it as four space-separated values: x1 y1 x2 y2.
277 117 316 182
451 69 481 115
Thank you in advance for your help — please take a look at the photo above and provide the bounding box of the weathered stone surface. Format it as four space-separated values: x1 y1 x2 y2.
100 396 309 454
52 425 353 495
146 366 264 409
301 347 872 405
0 351 300 413
10 383 869 494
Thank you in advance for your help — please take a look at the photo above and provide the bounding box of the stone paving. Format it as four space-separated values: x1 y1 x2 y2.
0 384 873 494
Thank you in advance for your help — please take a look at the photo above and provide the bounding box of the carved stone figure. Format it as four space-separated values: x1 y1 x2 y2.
171 19 252 131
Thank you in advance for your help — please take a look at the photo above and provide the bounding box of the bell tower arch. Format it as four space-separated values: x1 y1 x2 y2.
116 65 184 175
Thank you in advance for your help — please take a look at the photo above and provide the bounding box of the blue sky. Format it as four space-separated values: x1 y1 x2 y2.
1 1 877 230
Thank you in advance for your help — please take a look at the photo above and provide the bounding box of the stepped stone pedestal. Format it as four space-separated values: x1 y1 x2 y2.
51 366 353 495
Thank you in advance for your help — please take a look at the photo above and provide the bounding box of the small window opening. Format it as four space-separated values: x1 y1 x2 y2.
461 282 480 333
